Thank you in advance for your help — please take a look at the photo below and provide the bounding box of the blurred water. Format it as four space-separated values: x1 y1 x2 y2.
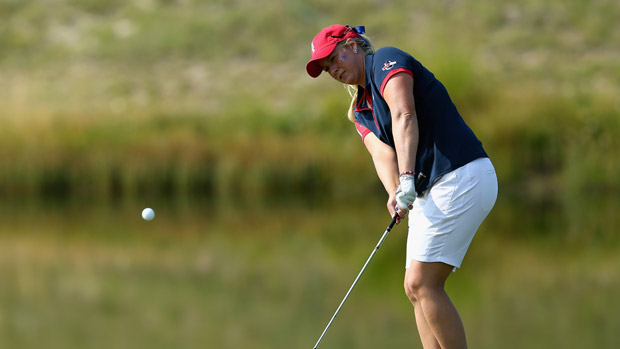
0 194 618 348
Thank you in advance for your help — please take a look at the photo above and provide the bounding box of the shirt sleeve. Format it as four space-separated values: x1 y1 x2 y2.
371 47 415 97
354 121 372 142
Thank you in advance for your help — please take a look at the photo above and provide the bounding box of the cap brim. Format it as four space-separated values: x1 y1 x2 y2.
306 60 324 78
305 43 337 78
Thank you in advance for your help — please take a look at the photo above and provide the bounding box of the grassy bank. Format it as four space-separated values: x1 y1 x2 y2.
1 98 617 201
1 0 619 200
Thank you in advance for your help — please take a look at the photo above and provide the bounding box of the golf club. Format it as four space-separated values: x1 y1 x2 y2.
313 173 426 348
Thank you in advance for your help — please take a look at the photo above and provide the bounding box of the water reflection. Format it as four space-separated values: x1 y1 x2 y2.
0 194 618 349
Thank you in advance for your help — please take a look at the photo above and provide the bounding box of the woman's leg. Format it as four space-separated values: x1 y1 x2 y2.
410 298 441 349
404 261 467 349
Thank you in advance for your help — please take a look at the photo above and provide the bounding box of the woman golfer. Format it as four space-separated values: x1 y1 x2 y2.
306 24 498 348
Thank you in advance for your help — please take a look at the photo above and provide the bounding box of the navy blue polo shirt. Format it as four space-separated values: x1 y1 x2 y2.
354 47 488 193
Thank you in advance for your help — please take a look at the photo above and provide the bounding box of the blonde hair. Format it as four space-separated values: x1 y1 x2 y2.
342 35 375 122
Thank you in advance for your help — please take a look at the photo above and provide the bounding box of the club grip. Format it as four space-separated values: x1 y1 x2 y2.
414 172 427 193
388 214 398 230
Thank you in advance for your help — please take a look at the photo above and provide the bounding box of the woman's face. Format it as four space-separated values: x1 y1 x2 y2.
318 41 365 86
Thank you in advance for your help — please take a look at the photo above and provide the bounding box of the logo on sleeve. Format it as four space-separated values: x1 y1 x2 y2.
382 60 397 71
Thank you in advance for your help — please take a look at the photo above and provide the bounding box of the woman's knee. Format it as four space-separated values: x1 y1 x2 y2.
404 261 452 302
404 270 424 303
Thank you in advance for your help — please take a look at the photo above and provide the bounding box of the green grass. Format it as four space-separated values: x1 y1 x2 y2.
1 0 619 203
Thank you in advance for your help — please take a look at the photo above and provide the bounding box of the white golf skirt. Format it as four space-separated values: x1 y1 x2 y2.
405 157 498 270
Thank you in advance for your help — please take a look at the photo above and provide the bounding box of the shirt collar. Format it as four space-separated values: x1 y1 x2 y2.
363 53 373 88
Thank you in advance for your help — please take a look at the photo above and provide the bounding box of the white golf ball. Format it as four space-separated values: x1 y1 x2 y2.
141 208 155 221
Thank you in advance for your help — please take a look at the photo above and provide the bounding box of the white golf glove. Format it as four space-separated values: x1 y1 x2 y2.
395 174 417 212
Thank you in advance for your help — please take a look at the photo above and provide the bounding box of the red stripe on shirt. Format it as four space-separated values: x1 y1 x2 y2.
354 121 372 142
380 68 414 97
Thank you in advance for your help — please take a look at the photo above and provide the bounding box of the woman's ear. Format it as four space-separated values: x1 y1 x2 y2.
346 39 359 53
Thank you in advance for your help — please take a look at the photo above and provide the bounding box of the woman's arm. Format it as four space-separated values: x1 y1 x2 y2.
362 131 402 220
382 72 418 175
382 72 419 214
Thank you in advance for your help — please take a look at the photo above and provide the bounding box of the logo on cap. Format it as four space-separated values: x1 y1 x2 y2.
311 42 315 54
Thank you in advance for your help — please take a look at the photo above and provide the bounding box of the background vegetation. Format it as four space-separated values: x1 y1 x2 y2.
2 0 618 202
1 0 619 348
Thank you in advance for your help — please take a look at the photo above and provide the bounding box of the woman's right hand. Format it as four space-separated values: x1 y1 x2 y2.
387 194 407 224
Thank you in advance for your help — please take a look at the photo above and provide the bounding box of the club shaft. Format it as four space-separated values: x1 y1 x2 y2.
313 216 398 348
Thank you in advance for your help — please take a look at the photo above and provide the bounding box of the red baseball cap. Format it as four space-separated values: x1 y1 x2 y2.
306 24 363 78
